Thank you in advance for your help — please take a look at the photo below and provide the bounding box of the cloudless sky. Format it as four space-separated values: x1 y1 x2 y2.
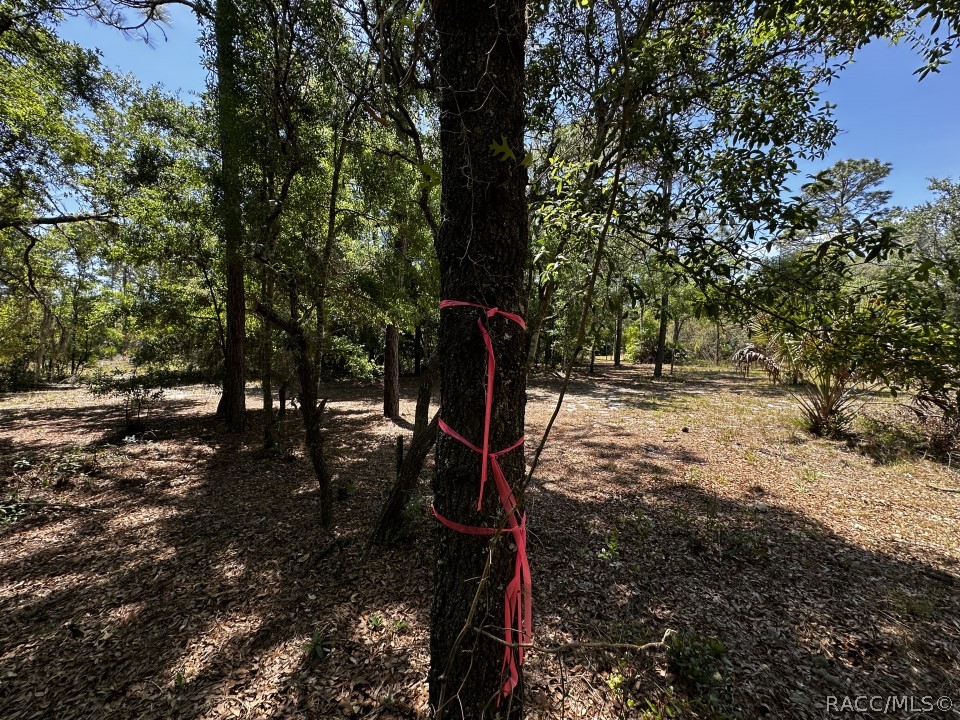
60 6 206 97
59 12 959 209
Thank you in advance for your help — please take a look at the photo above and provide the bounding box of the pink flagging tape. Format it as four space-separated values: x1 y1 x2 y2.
434 299 531 700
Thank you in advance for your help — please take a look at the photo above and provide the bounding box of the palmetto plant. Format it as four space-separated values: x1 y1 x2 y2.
757 323 866 437
794 359 861 436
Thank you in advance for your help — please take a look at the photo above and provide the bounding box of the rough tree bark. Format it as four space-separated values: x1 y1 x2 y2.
384 323 400 418
214 0 247 431
430 0 528 716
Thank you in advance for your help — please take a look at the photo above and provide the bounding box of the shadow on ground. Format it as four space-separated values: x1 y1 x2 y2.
1 368 957 720
527 458 959 718
0 389 432 719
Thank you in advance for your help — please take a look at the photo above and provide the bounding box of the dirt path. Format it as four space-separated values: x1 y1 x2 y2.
1 366 958 719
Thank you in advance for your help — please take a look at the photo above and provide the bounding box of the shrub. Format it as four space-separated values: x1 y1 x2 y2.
793 363 862 437
624 316 687 364
0 357 32 392
86 369 165 434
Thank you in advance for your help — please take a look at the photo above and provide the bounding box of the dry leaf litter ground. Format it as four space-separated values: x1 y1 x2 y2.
1 364 958 720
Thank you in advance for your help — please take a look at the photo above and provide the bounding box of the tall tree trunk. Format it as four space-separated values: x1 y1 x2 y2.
614 309 624 368
653 287 669 379
589 343 596 374
430 0 528 716
214 0 246 431
314 110 355 381
384 323 400 418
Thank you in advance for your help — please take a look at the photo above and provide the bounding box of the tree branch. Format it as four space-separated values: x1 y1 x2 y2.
250 297 302 338
0 213 113 231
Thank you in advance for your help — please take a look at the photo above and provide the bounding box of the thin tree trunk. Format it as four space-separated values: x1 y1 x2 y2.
430 0 527 715
414 351 435 436
371 413 438 543
214 0 246 431
414 324 423 375
653 173 673 381
261 272 276 451
525 281 556 375
255 290 333 526
614 310 624 368
653 287 669 379
195 234 227 355
295 362 331 525
372 352 438 544
35 304 52 382
384 323 400 418
715 319 722 365
589 344 596 374
314 108 357 379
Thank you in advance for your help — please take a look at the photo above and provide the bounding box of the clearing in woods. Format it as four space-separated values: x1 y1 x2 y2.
1 364 958 719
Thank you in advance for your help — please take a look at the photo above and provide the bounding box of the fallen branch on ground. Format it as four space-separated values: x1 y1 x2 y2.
925 484 960 494
3 500 102 513
473 626 675 655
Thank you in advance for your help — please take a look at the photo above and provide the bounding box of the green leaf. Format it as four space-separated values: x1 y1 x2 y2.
490 135 517 162
416 161 440 191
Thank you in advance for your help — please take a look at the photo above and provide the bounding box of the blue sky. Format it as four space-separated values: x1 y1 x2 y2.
795 38 960 208
60 6 206 97
59 12 959 209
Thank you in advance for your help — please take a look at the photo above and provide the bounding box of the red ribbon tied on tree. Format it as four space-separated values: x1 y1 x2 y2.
434 299 531 700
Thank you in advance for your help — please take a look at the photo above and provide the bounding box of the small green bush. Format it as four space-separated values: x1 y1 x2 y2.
303 630 335 660
86 369 165 434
